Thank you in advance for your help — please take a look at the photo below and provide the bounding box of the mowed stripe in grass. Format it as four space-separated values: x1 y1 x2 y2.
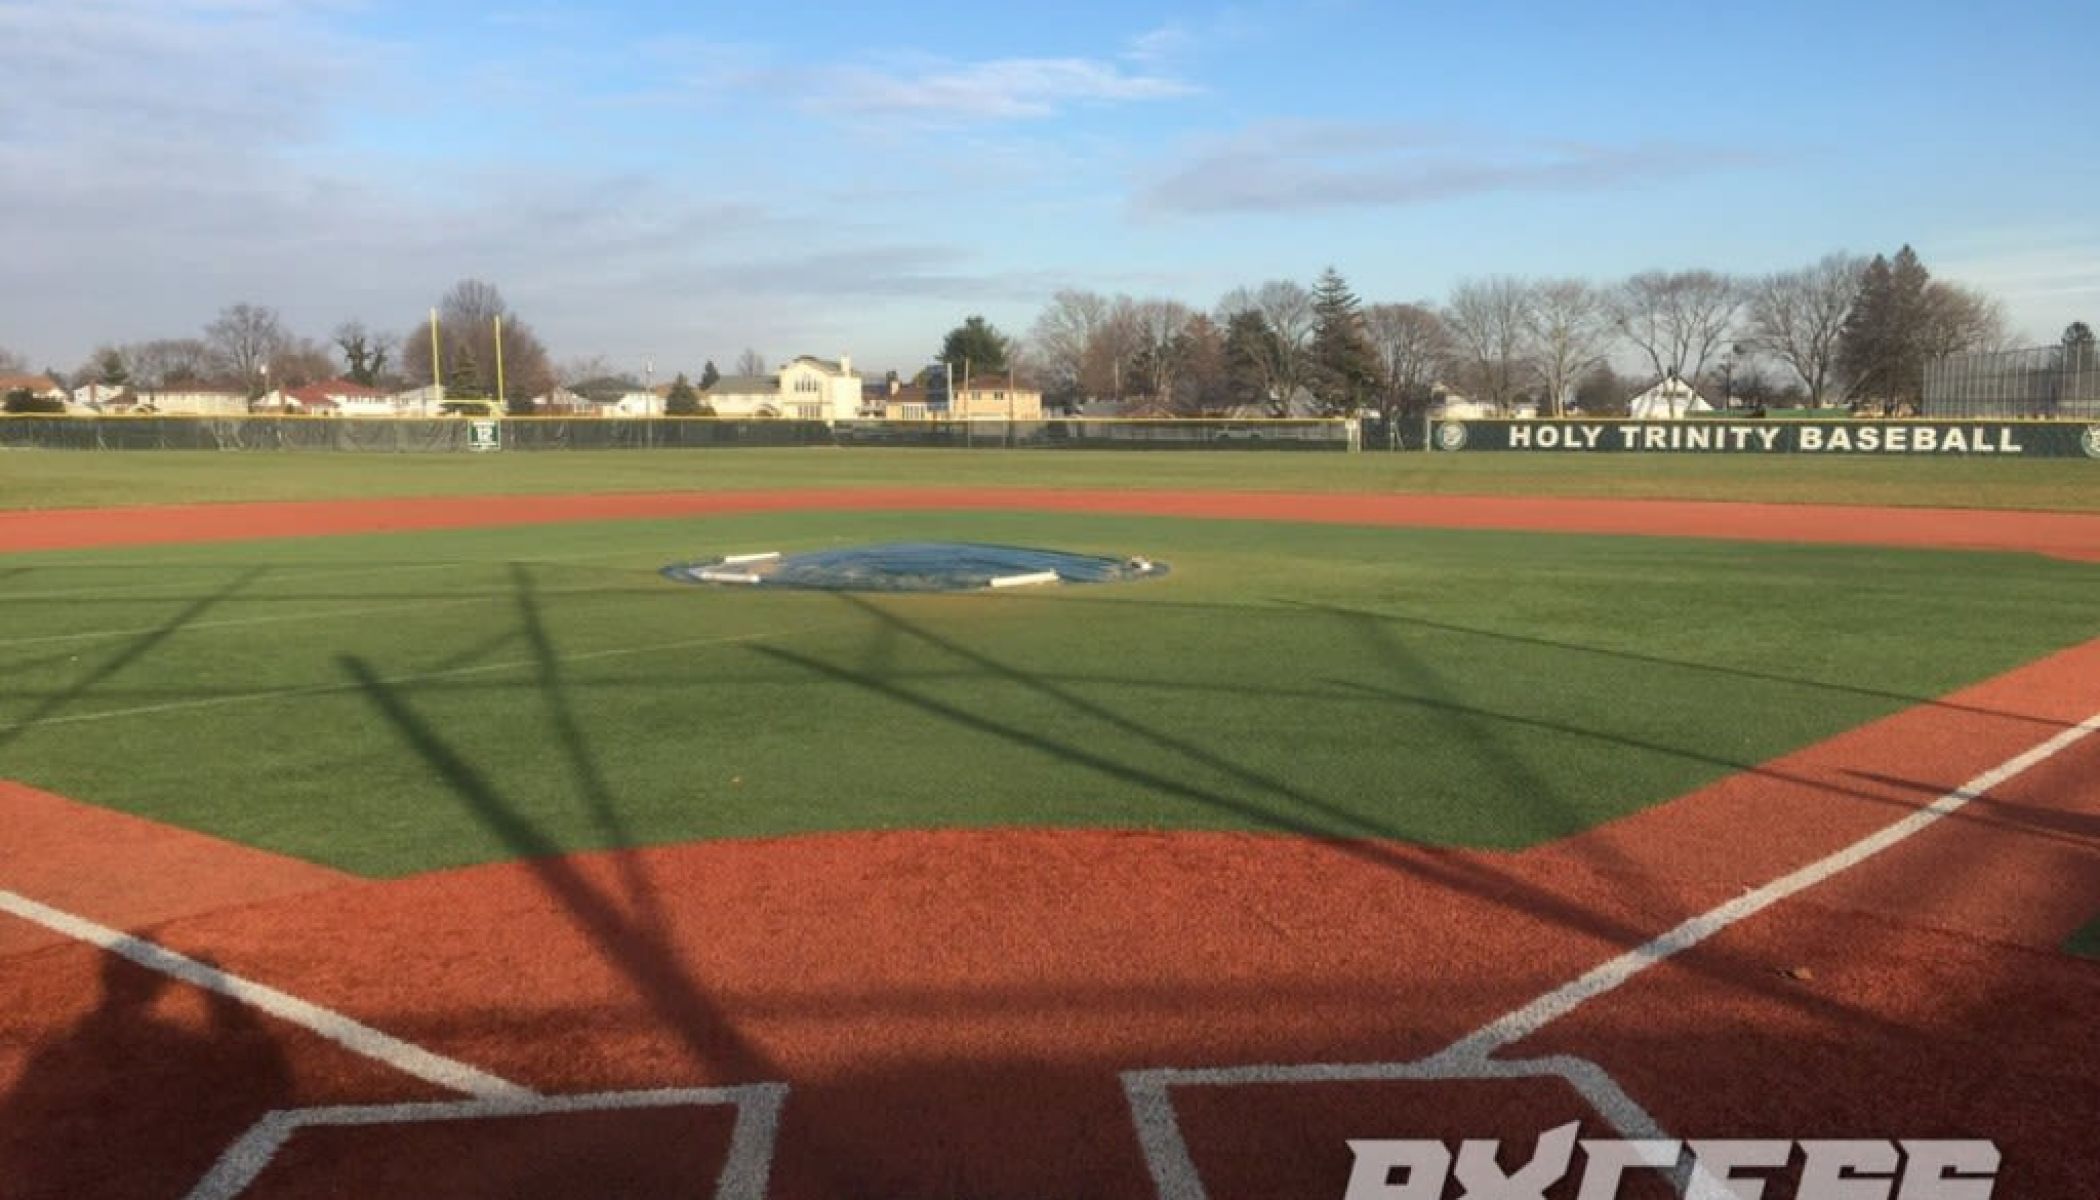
1 510 2095 876
4 447 2100 512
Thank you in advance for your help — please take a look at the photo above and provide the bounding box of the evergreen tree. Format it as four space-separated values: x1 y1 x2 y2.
2065 322 2097 376
1308 267 1383 414
665 373 701 415
700 360 721 389
937 315 1011 375
1837 254 1895 401
95 348 130 388
1222 310 1282 413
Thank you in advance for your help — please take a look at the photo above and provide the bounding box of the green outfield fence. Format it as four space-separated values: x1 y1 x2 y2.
0 415 1360 452
1422 417 2100 458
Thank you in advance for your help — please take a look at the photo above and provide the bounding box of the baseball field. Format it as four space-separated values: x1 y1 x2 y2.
2 448 2096 1198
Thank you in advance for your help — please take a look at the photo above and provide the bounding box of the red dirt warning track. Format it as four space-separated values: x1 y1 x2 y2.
2 490 2098 1198
4 486 2100 560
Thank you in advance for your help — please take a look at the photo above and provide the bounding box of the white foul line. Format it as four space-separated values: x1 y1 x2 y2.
0 890 794 1198
1122 708 2100 1199
1437 707 2100 1061
0 888 530 1101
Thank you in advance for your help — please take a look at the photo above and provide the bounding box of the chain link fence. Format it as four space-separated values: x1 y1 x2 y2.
0 416 1358 452
1924 344 2100 419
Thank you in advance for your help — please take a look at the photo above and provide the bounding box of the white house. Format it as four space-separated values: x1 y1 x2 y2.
69 383 130 411
705 355 862 421
777 355 862 420
389 384 447 416
1430 397 1495 421
133 388 251 416
1627 377 1715 419
610 391 659 417
1 374 67 403
703 376 782 418
285 379 397 416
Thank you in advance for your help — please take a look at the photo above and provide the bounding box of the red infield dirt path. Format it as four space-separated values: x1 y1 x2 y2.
3 633 2096 1198
4 486 2100 561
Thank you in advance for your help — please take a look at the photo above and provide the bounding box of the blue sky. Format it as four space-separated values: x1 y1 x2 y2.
4 0 2096 377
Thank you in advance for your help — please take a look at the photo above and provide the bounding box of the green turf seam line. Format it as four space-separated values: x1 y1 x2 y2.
4 619 859 735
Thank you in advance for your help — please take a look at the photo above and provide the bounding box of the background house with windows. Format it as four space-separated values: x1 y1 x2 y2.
1 374 66 404
704 355 862 420
948 373 1043 420
132 387 251 416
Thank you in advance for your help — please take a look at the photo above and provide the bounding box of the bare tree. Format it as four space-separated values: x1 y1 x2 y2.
333 320 392 387
1172 314 1230 415
1744 253 1864 408
1130 298 1195 405
269 338 337 390
1030 289 1110 406
0 346 24 373
1080 296 1146 403
1523 279 1613 417
401 280 555 405
127 339 212 389
734 348 766 377
204 302 290 391
559 355 615 386
1921 282 2011 357
1363 303 1453 416
1609 270 1745 385
1217 279 1316 409
1443 276 1532 412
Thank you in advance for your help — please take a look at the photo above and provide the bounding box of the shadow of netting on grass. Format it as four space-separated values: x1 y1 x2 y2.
750 592 1914 1037
0 565 270 751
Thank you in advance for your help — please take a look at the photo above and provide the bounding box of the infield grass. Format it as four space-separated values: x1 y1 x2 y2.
1 511 2094 875
3 447 2099 512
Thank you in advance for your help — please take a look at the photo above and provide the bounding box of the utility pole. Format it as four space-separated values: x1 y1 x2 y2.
427 307 441 417
493 314 507 417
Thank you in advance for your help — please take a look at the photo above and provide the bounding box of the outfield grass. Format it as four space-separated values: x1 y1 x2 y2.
2 511 2093 875
3 447 2099 512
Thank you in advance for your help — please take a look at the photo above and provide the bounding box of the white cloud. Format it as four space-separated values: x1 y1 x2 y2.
1135 120 1754 218
818 55 1196 123
0 1 1091 371
1932 230 2100 344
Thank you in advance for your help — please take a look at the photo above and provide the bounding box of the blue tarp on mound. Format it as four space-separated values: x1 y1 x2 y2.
663 542 1167 592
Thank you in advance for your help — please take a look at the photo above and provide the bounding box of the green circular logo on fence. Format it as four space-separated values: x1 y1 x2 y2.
2083 425 2100 459
1434 422 1469 451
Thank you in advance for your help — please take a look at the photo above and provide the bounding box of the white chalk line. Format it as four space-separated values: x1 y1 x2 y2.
0 888 530 1101
5 619 854 733
1 886 791 1198
0 558 485 605
0 547 687 646
1121 708 2100 1199
0 595 493 649
185 1084 789 1200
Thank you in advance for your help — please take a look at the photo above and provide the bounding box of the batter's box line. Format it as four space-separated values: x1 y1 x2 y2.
1120 709 2100 1200
184 1083 790 1200
1122 1051 1684 1200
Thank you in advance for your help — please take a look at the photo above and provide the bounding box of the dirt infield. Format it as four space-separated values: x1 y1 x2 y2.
3 491 2098 1197
4 486 2100 561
